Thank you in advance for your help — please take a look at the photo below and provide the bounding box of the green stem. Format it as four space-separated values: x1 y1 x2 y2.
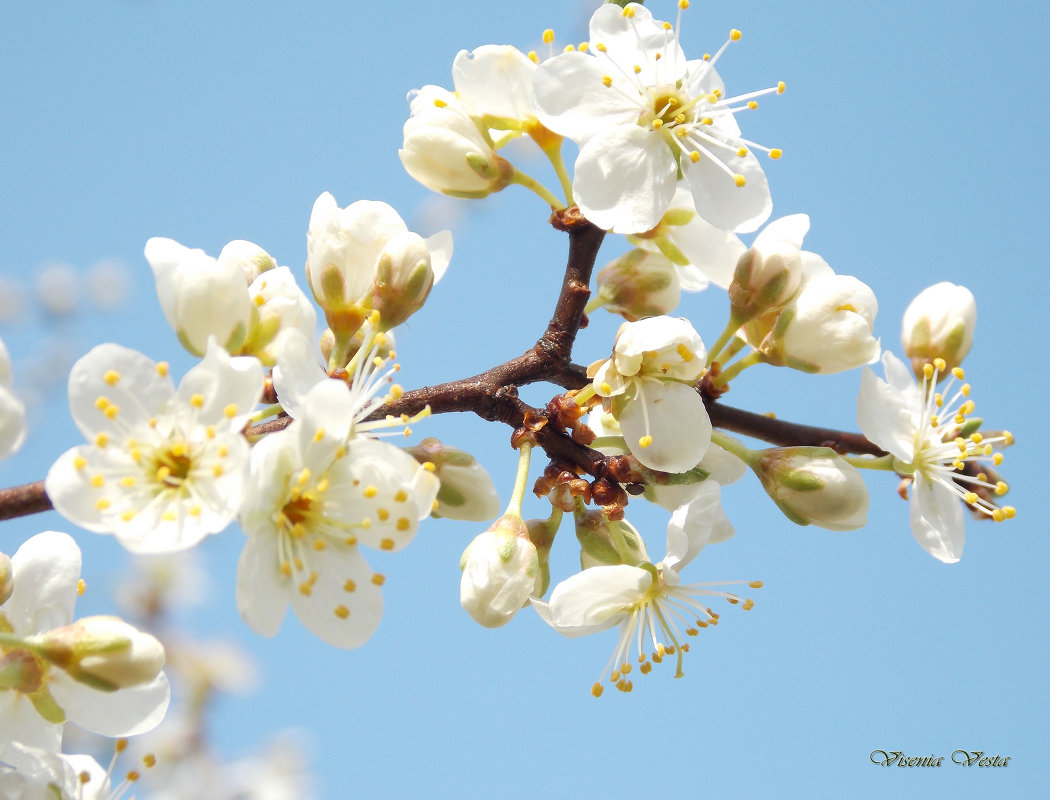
543 143 575 207
714 351 763 386
249 404 284 424
504 440 533 520
706 313 745 367
843 453 898 471
584 294 607 315
510 168 565 211
710 430 759 468
589 435 627 451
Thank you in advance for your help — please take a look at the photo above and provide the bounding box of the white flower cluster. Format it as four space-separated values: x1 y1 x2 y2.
0 2 1014 765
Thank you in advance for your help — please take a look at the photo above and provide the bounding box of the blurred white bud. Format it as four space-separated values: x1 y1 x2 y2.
86 258 131 310
34 261 79 316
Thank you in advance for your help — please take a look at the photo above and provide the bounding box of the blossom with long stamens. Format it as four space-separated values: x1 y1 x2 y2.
45 341 263 554
532 495 759 697
857 352 1015 562
533 1 782 234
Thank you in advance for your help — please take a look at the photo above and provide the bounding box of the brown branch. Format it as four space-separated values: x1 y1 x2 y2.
0 208 889 524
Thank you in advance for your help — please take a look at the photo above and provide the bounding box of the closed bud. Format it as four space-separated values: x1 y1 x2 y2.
31 615 165 692
145 238 252 357
459 515 542 628
753 447 869 531
218 239 278 283
901 281 976 378
399 87 514 198
729 214 808 321
405 438 501 522
761 273 880 373
370 232 435 330
575 508 649 569
594 249 681 320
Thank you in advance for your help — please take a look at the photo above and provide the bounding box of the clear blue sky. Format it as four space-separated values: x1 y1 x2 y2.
1 1 1047 797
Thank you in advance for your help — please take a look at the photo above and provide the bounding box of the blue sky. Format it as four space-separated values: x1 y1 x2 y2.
1 0 1047 797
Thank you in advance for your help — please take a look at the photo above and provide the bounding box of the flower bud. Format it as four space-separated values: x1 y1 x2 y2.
729 214 808 321
594 249 681 320
218 239 278 283
575 508 649 569
145 238 253 357
752 447 869 531
399 87 514 198
240 266 318 366
901 281 976 378
369 232 436 330
31 616 166 692
761 273 880 373
404 438 501 522
0 552 12 606
0 342 25 461
459 515 542 628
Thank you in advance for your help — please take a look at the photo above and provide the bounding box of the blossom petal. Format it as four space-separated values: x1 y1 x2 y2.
235 525 290 638
176 340 263 430
682 147 771 233
663 480 727 573
271 329 326 419
573 127 677 233
452 45 537 121
533 51 639 140
620 381 711 473
67 344 175 440
287 543 383 649
6 531 79 635
910 476 965 563
542 564 650 636
857 366 916 464
50 670 170 737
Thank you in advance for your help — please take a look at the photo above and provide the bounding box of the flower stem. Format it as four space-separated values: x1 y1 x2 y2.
504 440 533 520
706 313 745 367
510 168 565 211
249 404 284 424
843 453 897 471
710 430 759 468
584 294 607 315
713 351 763 387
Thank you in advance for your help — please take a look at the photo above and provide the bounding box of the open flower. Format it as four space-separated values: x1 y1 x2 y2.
0 532 169 751
857 352 1015 562
590 316 710 472
533 494 758 696
236 350 439 648
533 2 781 233
45 341 263 553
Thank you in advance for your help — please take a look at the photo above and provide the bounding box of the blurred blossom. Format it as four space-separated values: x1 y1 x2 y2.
117 551 211 619
86 258 132 310
34 260 79 316
0 276 26 323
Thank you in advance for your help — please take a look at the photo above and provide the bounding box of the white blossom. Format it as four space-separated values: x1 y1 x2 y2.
459 516 541 628
533 494 758 696
857 352 1014 562
45 341 263 553
533 3 781 233
590 316 710 472
0 532 169 750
